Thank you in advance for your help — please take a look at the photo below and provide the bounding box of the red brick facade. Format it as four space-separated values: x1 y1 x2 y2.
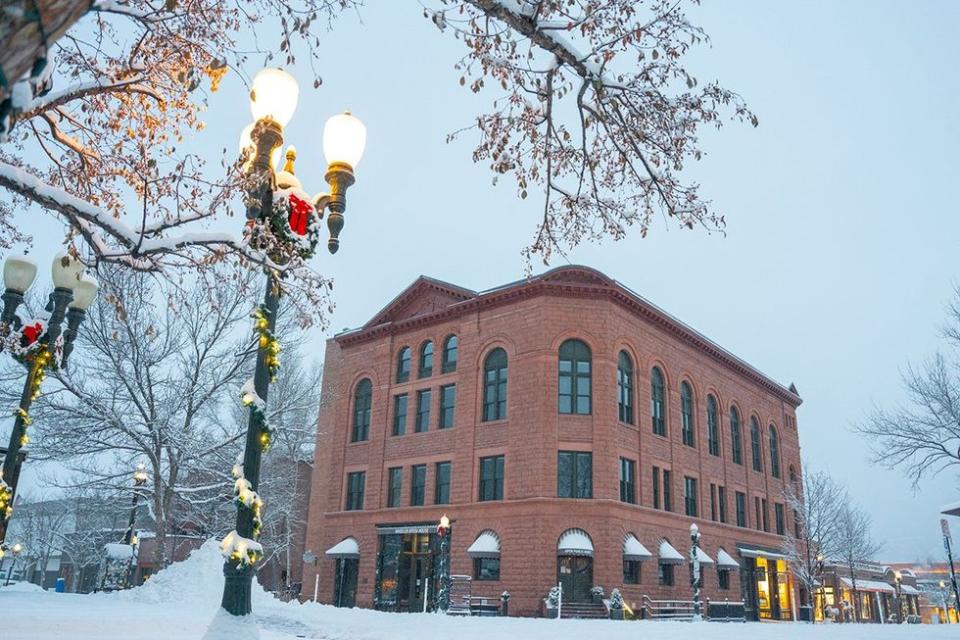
302 266 803 618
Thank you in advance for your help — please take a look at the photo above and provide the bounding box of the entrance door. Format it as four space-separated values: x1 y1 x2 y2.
557 555 593 602
334 558 358 607
397 533 434 612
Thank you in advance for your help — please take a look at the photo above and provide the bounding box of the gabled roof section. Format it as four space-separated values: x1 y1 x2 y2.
364 276 476 329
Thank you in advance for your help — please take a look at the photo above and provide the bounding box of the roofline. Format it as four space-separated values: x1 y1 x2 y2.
335 266 801 407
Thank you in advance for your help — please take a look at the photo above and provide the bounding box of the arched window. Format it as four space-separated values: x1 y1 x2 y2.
769 425 781 478
651 367 666 436
442 335 458 373
750 417 763 472
483 348 508 422
396 347 411 383
680 382 695 447
558 339 591 415
419 341 434 378
351 379 372 442
617 351 634 424
730 406 743 465
707 395 720 457
789 465 798 485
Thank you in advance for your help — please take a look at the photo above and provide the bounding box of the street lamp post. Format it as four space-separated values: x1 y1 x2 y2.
121 463 149 588
218 68 365 618
894 570 903 623
3 541 22 585
0 254 98 545
689 523 703 621
436 514 451 613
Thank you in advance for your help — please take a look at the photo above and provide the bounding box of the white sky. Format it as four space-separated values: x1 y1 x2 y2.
7 1 960 562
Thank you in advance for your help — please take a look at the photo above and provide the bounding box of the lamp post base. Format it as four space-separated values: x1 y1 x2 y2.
220 561 255 616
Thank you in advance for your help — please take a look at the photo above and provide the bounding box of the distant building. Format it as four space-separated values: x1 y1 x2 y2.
886 561 958 623
816 561 923 623
302 266 803 619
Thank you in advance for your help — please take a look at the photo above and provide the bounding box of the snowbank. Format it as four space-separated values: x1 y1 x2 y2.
1 580 45 593
117 538 275 608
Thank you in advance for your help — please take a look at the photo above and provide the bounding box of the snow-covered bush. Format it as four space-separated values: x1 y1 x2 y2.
590 585 605 599
546 585 562 607
609 588 624 609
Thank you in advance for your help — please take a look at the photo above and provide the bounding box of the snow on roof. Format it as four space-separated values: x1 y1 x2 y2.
104 543 134 559
839 578 894 594
557 529 593 556
623 534 652 561
716 549 741 570
467 530 501 558
325 537 359 559
694 547 714 565
658 540 685 564
901 585 921 595
737 547 788 561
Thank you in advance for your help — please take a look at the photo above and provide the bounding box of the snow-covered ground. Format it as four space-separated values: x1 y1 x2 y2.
0 540 954 640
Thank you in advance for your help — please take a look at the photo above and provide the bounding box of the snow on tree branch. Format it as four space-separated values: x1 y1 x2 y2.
430 0 757 263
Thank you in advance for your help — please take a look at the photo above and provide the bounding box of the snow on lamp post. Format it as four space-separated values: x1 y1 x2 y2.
218 67 366 618
690 523 703 622
0 253 97 546
435 514 451 613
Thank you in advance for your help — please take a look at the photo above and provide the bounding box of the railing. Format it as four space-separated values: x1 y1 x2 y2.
640 596 697 620
706 598 747 622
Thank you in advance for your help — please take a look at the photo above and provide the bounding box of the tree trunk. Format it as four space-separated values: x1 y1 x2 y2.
0 0 91 101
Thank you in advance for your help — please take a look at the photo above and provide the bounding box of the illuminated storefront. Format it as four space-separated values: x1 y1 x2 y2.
739 547 793 621
372 524 443 612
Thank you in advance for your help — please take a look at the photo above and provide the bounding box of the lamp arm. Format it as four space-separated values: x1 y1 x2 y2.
60 307 86 368
42 288 73 348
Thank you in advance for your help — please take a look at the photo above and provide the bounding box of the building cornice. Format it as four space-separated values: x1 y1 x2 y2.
336 267 801 407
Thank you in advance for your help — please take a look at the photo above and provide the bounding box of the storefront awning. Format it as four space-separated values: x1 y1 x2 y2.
839 577 894 594
623 534 653 561
694 547 714 565
737 546 788 561
716 548 740 570
658 540 685 565
467 530 501 558
558 529 593 556
900 585 920 596
325 537 360 559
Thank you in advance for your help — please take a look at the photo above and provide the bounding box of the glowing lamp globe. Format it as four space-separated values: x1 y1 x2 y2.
3 255 37 293
70 274 99 311
323 111 366 169
51 253 84 290
249 68 299 128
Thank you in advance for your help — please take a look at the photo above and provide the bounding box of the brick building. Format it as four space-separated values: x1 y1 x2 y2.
302 266 803 619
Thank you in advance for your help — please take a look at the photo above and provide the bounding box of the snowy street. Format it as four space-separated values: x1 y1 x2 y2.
1 541 955 640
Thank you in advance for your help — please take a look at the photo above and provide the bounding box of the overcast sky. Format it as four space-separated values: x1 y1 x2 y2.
8 1 960 562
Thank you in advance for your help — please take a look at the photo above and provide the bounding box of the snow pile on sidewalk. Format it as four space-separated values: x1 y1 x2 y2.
1 580 45 593
118 537 274 608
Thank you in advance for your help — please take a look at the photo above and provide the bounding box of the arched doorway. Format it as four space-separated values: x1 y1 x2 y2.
557 529 593 602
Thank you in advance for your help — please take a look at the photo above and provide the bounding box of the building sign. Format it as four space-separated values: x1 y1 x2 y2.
377 524 434 535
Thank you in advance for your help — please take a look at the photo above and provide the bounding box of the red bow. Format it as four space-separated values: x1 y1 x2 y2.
287 194 313 236
22 322 43 345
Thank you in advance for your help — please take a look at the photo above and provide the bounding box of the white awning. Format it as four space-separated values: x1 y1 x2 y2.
558 529 593 557
901 585 920 596
716 549 740 570
737 547 788 561
659 540 685 564
467 530 501 558
325 537 360 559
839 578 894 594
623 534 653 561
694 547 714 565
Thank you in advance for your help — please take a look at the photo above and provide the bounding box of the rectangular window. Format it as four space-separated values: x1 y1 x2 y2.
684 476 698 517
439 384 456 429
415 389 431 433
623 560 640 584
775 502 785 535
755 496 762 531
762 498 769 533
435 461 451 505
479 455 504 501
658 563 674 586
663 469 672 512
345 471 365 511
735 491 747 527
710 483 717 522
387 467 402 508
718 568 730 590
474 557 500 581
557 451 593 499
652 466 661 509
794 508 802 539
411 464 427 506
392 394 408 436
718 486 727 524
619 458 636 504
